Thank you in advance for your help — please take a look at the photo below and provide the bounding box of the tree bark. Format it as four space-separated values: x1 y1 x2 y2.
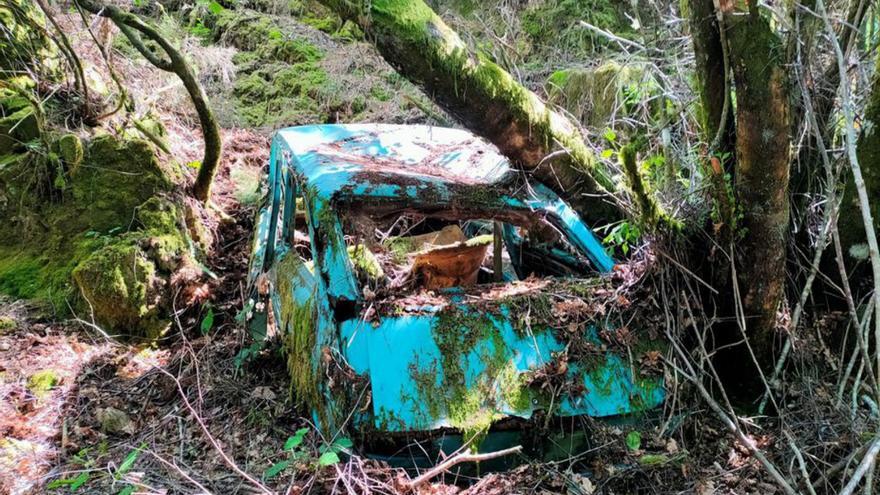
840 49 880 272
76 0 222 203
724 3 791 365
685 0 734 155
319 0 623 226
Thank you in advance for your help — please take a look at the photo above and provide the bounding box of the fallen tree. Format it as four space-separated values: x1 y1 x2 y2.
320 0 626 226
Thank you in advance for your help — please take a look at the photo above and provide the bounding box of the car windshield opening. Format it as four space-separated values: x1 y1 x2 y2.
338 208 600 300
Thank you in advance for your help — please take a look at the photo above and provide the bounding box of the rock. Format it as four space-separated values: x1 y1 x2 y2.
0 316 14 334
55 134 84 175
27 369 59 397
72 240 170 340
0 105 40 155
546 61 661 127
96 407 135 435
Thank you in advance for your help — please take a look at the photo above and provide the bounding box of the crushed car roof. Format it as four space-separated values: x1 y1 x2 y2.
272 124 517 202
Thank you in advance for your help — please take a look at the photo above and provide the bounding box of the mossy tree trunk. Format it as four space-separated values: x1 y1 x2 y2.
723 3 791 366
319 0 623 226
75 0 222 203
684 0 734 155
840 50 880 271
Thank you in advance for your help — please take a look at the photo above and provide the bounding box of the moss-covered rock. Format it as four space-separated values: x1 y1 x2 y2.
0 316 15 334
232 61 332 126
73 240 168 339
96 407 135 435
0 0 58 77
521 0 632 55
546 61 661 127
27 369 58 397
0 101 40 155
0 133 190 338
54 134 84 174
70 195 189 339
69 136 174 232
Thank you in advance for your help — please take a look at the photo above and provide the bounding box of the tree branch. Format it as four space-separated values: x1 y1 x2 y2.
75 0 222 203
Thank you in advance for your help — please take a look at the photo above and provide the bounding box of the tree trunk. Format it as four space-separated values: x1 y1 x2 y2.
76 0 222 204
685 0 734 155
319 0 623 226
840 49 880 273
724 3 791 366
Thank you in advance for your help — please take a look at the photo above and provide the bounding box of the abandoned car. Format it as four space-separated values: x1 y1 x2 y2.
247 124 665 459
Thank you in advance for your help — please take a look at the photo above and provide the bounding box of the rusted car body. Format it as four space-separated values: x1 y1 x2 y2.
247 124 664 457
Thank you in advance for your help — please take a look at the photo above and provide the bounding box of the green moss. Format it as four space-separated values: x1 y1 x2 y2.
55 134 83 173
27 369 58 397
72 240 168 339
0 241 97 312
276 253 320 409
212 10 280 50
232 61 331 126
259 38 323 65
546 62 660 127
384 237 415 263
332 20 364 42
369 85 393 102
347 245 384 280
521 0 631 53
0 130 188 339
301 13 340 33
0 0 58 78
0 105 40 155
0 316 15 333
70 136 174 232
409 307 530 447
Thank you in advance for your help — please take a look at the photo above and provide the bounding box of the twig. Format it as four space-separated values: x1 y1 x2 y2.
664 331 797 494
405 445 522 490
578 20 645 51
147 450 214 495
817 0 880 390
840 436 880 495
155 366 273 494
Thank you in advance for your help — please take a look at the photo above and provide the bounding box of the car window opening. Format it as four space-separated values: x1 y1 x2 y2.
335 210 599 299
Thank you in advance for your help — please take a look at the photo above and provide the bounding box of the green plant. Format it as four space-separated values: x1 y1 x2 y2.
200 304 214 335
263 428 352 479
601 221 642 255
317 436 352 466
626 430 642 451
188 20 212 40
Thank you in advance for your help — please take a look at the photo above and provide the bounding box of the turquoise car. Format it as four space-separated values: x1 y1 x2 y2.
247 124 664 461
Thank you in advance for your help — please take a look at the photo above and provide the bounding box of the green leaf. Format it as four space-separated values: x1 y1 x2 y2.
268 29 283 40
625 431 642 451
117 486 135 495
47 478 74 489
603 128 617 143
207 0 224 13
284 428 309 450
200 306 214 335
115 444 143 479
263 460 291 479
600 149 614 159
318 451 340 466
333 437 353 449
70 472 89 491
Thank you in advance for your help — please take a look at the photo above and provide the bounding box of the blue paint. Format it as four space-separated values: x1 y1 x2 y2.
247 124 664 435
